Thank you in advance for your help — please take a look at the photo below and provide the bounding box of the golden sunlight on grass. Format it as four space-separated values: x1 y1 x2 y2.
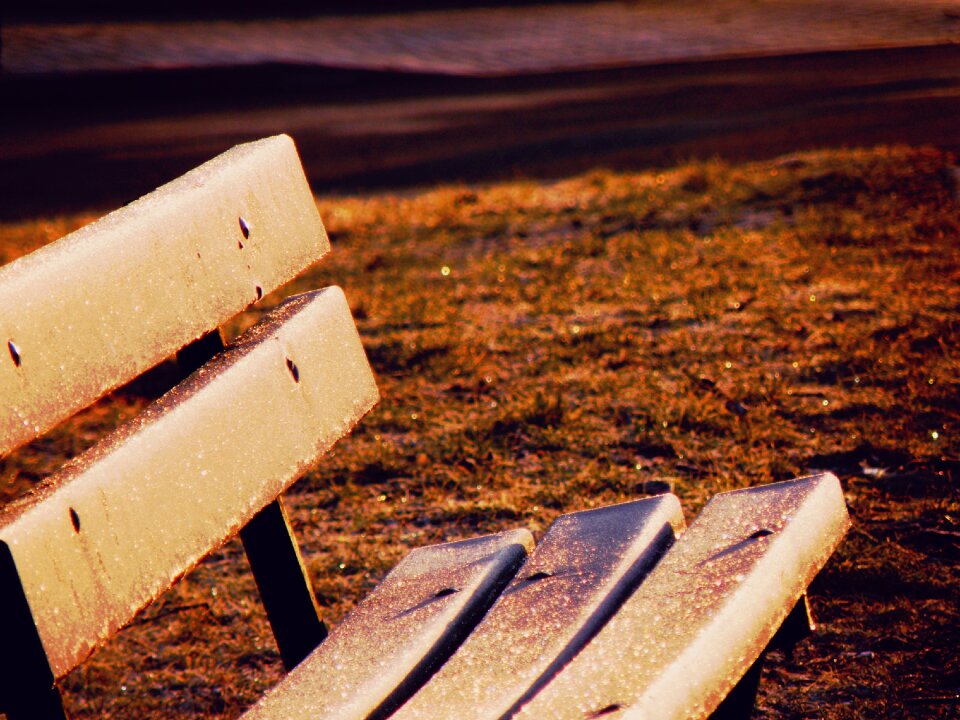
1 145 957 718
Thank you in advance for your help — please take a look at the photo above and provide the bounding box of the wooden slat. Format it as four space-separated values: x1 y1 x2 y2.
0 287 378 693
0 134 328 456
707 597 813 720
241 529 535 720
512 473 850 720
390 495 685 720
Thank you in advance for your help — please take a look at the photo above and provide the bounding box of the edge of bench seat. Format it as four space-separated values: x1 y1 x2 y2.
241 529 535 720
0 134 328 456
390 495 685 720
0 286 378 694
511 473 850 720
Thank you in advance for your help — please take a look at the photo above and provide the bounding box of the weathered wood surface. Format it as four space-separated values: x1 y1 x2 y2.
390 495 685 720
0 133 328 456
512 473 849 720
239 475 846 720
0 287 378 692
242 530 534 720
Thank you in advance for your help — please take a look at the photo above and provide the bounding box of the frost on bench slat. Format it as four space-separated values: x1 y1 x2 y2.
512 473 850 720
242 529 534 720
391 495 685 720
0 287 377 689
0 134 328 456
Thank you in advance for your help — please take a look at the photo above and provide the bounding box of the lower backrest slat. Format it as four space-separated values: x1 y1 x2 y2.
511 473 850 720
0 287 378 690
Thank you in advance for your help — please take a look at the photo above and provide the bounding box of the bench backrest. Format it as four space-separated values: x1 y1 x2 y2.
0 137 379 713
0 134 328 456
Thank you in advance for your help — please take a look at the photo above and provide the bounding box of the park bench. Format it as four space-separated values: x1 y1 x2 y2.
0 135 850 720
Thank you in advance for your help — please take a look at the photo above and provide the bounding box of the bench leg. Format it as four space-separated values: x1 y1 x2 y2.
176 329 226 376
4 686 69 720
240 497 327 670
708 596 814 720
0 544 69 719
709 651 766 720
119 329 227 397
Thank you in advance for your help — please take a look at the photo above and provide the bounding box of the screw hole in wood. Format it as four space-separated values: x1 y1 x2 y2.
69 508 81 533
587 704 623 718
286 358 300 383
7 340 21 367
525 571 553 582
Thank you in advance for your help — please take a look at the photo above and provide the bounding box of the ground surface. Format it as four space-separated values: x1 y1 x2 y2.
0 144 957 718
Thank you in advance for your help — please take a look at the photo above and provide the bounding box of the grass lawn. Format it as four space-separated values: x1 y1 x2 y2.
1 144 958 718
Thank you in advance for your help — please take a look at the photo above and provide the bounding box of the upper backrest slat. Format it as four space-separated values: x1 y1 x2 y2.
0 288 378 683
0 134 328 456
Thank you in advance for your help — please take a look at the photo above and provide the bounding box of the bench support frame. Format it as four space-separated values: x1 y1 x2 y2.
0 543 67 720
241 498 327 670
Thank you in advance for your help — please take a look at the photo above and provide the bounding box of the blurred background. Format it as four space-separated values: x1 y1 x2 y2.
2 0 959 219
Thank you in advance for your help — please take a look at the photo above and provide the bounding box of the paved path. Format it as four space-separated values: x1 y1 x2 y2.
6 0 960 77
2 3 959 219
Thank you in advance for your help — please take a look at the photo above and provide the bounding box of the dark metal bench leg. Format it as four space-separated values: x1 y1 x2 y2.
0 543 69 719
121 328 227 397
240 497 327 670
176 329 226 376
709 651 767 720
4 686 69 720
708 596 814 720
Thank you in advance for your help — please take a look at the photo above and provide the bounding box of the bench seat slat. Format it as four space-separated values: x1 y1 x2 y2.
0 134 328 456
512 473 850 720
0 287 378 687
390 495 685 720
242 529 535 720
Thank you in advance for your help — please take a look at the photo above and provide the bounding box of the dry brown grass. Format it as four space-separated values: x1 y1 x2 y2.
1 144 958 718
